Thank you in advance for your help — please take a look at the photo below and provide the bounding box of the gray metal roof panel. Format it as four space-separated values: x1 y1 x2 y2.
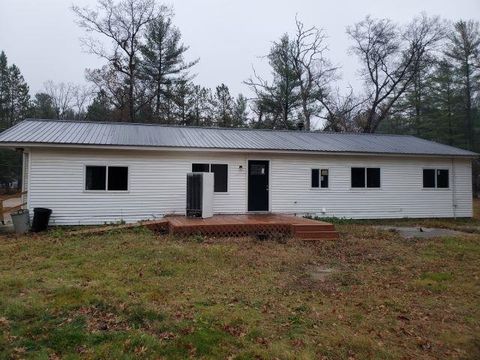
0 119 477 157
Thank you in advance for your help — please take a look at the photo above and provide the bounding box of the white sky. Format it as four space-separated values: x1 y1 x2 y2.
1 0 479 99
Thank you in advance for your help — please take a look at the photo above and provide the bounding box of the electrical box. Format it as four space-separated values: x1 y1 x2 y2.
186 172 214 218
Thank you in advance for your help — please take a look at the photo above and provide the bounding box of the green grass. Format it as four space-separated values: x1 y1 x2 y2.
0 215 479 359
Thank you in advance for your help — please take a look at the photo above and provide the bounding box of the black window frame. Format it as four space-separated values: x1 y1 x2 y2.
366 168 381 188
211 164 228 193
423 169 436 188
423 168 449 189
192 163 228 193
311 168 329 189
311 169 320 188
85 165 129 192
437 169 449 188
351 167 381 189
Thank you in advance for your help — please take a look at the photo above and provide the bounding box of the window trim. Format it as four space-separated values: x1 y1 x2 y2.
84 164 130 193
422 168 450 190
191 162 229 193
350 167 382 190
310 168 330 189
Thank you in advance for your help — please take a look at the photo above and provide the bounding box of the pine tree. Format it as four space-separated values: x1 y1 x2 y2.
246 35 301 129
32 93 57 119
0 51 10 130
7 64 31 127
428 59 464 146
445 20 480 151
189 85 213 127
232 94 249 127
212 84 234 127
140 14 198 122
86 90 112 121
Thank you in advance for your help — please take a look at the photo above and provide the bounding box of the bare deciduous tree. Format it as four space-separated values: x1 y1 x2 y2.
72 0 166 121
43 81 94 120
319 87 367 131
347 14 445 132
290 18 337 130
44 81 77 119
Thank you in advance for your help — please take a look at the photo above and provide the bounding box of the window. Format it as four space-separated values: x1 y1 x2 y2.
211 164 228 192
351 168 365 188
311 169 319 188
351 167 380 188
86 166 106 190
437 170 449 188
423 169 435 188
366 168 380 188
311 169 329 188
251 164 266 175
192 163 209 172
321 169 329 188
423 169 449 189
85 165 128 191
192 163 228 192
108 166 129 191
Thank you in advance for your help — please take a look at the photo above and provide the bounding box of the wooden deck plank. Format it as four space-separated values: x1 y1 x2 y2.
160 214 338 241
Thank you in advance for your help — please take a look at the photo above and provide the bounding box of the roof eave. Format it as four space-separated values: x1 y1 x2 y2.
0 142 478 159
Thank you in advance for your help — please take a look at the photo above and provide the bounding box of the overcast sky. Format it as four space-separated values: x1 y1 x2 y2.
1 0 479 99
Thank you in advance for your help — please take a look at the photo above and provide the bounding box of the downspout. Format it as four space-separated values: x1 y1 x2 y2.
451 158 457 219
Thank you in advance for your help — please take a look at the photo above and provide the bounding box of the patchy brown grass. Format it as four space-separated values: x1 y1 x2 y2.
0 219 479 359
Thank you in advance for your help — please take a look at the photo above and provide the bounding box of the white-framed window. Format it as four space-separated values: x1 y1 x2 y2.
192 163 228 192
85 165 129 191
423 169 449 189
311 168 329 188
351 167 381 188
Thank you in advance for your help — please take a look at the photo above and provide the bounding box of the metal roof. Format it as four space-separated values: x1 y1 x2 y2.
0 119 477 157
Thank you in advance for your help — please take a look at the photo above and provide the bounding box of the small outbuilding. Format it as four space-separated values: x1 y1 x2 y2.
0 119 477 225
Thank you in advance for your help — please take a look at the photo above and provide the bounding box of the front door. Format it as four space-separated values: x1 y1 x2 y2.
248 160 269 212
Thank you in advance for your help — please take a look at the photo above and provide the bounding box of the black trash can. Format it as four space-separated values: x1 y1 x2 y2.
31 208 52 232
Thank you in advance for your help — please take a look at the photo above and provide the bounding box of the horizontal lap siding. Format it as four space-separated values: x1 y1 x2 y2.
270 155 472 219
28 149 473 225
29 149 246 225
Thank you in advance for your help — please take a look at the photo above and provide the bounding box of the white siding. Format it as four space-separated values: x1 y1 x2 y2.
27 148 473 225
29 149 247 225
22 152 29 207
269 154 472 219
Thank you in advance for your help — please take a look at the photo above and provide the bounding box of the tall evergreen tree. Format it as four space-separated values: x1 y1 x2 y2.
140 14 198 121
232 94 249 127
0 51 9 130
445 20 480 151
212 84 234 127
428 59 464 146
32 93 57 119
246 35 301 129
86 90 113 121
0 51 30 130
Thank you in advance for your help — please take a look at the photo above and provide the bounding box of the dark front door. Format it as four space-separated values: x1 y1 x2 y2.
248 160 269 212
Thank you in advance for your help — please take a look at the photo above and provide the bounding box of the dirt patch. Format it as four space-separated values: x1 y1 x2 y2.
375 226 467 239
308 265 336 282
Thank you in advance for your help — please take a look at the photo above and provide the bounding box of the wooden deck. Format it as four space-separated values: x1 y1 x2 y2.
145 214 338 241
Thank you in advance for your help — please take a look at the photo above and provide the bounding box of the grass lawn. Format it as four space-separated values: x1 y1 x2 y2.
0 201 479 359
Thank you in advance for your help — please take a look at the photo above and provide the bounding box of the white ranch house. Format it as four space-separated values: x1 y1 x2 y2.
0 119 477 225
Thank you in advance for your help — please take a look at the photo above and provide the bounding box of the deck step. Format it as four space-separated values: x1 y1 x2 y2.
292 223 335 232
295 230 339 240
